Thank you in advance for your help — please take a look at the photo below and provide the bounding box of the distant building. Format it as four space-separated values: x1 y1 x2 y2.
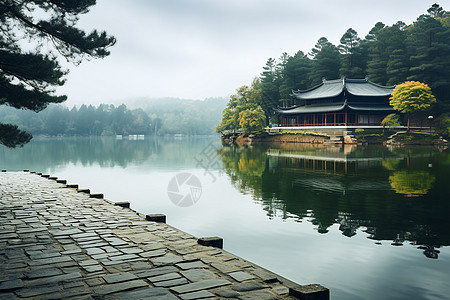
278 77 395 127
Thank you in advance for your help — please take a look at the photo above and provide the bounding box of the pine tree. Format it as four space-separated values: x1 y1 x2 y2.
361 22 386 82
367 22 407 85
365 22 386 42
339 28 364 77
279 51 312 106
309 37 341 85
0 0 115 147
386 49 409 85
407 8 450 102
260 58 281 114
275 52 291 105
427 3 447 18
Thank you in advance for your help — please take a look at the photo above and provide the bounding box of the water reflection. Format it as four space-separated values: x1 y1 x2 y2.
217 144 450 259
389 171 435 197
0 136 220 171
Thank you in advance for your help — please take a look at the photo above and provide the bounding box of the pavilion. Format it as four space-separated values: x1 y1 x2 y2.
278 77 395 127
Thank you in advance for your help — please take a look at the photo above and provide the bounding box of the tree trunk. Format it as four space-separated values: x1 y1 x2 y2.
407 112 410 132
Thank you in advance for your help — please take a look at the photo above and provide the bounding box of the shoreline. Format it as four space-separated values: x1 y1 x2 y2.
221 130 448 147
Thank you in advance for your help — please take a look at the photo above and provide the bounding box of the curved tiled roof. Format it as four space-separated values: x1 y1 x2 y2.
278 103 346 114
292 78 394 100
279 102 394 115
292 79 343 100
345 79 394 96
347 104 395 111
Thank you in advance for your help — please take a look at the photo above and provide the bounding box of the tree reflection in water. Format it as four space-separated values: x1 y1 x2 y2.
217 143 450 259
389 170 435 197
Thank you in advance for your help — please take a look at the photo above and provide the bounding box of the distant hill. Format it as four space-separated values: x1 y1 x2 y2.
0 97 228 136
125 97 228 135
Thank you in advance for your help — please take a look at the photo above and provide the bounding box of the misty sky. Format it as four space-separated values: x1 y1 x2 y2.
57 0 446 106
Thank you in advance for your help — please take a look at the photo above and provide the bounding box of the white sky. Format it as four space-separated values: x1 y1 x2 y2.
56 0 446 106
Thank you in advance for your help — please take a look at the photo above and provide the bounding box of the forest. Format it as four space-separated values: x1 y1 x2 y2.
0 97 226 136
256 4 450 122
3 4 449 138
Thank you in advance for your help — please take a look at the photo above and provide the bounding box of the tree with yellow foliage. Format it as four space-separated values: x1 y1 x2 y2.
389 81 436 131
389 171 435 197
238 106 266 133
216 84 266 134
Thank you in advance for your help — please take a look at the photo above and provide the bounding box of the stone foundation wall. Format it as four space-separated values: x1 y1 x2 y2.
222 134 329 147
252 134 328 144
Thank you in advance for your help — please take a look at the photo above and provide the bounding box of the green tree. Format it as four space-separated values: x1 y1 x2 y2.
275 52 291 106
381 113 401 133
406 7 450 102
112 104 130 134
260 58 280 113
339 28 365 77
238 106 266 133
130 108 151 134
278 51 312 106
75 104 95 135
436 112 450 138
0 0 115 147
44 105 69 135
339 28 361 55
381 113 401 127
389 81 436 130
309 37 341 85
427 3 447 18
386 49 409 86
354 22 386 82
216 85 265 133
367 22 408 85
365 22 386 42
0 124 32 148
437 14 450 28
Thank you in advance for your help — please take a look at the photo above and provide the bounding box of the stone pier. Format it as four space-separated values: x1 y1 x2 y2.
0 172 329 299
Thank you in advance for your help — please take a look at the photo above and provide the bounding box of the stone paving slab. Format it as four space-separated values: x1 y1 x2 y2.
0 172 329 299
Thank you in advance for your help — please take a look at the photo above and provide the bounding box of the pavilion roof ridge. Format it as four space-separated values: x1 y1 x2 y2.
324 78 344 84
362 80 395 89
292 77 343 94
291 82 325 94
291 77 394 100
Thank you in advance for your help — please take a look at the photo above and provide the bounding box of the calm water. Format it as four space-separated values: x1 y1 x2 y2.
1 136 449 300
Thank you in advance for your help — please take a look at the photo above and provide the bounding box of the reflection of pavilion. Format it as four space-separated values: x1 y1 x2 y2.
267 147 404 176
261 148 446 259
217 144 448 259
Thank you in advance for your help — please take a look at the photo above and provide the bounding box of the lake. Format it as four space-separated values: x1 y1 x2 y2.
1 136 449 300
